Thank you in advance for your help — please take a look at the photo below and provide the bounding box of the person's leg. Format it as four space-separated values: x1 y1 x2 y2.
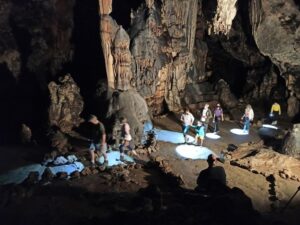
119 143 125 160
183 125 189 143
216 119 220 132
245 119 250 132
194 135 198 145
100 143 108 163
89 143 96 164
200 137 204 146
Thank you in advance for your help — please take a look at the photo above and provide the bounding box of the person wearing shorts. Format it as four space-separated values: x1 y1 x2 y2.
88 115 108 166
119 117 138 160
180 107 195 143
192 121 205 147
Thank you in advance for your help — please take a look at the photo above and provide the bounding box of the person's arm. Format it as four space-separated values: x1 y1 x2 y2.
99 123 106 145
124 123 130 135
190 113 195 125
180 114 184 123
101 133 106 145
271 104 274 113
279 104 281 115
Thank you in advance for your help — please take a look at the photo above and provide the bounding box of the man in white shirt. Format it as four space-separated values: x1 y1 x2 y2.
180 107 195 143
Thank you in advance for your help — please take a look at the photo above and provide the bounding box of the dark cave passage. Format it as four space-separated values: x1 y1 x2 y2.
72 0 106 117
111 0 144 30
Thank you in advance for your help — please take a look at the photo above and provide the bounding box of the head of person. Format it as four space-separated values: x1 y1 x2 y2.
197 121 202 126
204 104 209 109
120 117 127 123
207 154 217 167
246 104 252 110
216 103 221 108
184 107 189 114
88 114 98 123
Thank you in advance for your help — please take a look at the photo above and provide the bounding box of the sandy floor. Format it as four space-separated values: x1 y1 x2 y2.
152 114 300 225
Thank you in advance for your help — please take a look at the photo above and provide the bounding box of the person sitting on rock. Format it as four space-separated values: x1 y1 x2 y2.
196 154 227 194
270 101 281 125
241 104 254 134
88 115 108 167
192 121 205 147
180 107 195 143
119 117 138 161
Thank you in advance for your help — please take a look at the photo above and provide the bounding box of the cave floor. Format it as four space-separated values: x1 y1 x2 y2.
0 114 299 225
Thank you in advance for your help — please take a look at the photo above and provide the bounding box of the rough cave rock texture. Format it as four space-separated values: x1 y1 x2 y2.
0 0 75 84
231 144 300 181
282 124 300 157
106 88 151 143
250 0 300 98
48 74 84 133
99 0 215 115
99 0 300 116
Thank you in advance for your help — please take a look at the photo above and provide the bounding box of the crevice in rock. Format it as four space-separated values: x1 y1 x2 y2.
111 0 144 30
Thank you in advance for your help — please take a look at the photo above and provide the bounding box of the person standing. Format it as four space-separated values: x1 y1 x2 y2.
119 117 138 161
213 103 224 133
192 121 205 147
200 104 212 132
270 101 281 125
180 107 195 143
241 104 254 133
88 115 108 167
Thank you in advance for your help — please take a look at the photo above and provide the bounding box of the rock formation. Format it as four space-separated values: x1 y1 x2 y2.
282 124 300 157
48 74 84 133
250 0 300 98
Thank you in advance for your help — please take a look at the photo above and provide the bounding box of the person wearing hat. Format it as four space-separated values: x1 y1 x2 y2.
213 103 224 133
88 115 108 167
119 117 138 161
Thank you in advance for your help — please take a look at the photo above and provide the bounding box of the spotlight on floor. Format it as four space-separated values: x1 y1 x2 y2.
97 151 134 166
230 128 248 135
175 145 214 160
155 129 195 144
262 124 278 130
206 132 221 139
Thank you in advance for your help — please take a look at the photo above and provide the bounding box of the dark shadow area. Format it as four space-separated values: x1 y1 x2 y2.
111 0 144 30
202 0 218 21
258 127 282 151
0 64 17 144
72 0 106 118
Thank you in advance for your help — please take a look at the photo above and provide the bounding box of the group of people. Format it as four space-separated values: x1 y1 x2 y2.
87 115 135 167
180 103 224 146
86 101 281 167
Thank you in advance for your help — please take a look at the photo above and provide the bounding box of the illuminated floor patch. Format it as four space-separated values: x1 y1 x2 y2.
262 124 278 130
230 128 249 135
0 164 46 185
206 132 221 139
97 151 134 166
175 145 214 160
154 129 195 144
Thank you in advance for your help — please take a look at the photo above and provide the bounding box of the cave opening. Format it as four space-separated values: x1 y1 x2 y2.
111 0 144 30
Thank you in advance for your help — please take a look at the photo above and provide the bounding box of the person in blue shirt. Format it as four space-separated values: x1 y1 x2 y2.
192 121 205 147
